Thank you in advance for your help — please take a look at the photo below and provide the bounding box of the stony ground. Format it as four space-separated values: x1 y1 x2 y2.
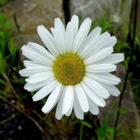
0 99 43 140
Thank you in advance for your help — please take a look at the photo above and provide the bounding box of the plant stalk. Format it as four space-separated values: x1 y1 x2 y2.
113 0 138 139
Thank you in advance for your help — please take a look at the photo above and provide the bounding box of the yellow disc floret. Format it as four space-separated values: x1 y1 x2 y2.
53 53 85 85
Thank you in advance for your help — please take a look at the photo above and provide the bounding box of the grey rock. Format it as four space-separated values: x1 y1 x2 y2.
69 0 132 40
0 0 64 61
0 0 64 35
98 64 140 140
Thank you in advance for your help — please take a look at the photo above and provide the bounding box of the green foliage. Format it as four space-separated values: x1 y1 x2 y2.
0 52 5 74
8 38 18 63
96 98 118 140
116 120 125 130
90 98 129 140
91 9 114 34
80 125 83 140
120 109 129 114
0 14 19 96
0 78 7 86
0 14 18 67
81 120 92 129
0 0 13 6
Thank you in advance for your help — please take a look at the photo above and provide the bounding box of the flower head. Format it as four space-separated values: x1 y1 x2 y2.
19 15 124 120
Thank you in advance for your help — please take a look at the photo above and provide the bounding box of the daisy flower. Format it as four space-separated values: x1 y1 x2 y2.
19 15 124 120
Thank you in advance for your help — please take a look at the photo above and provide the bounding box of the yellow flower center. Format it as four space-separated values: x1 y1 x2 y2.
53 53 85 85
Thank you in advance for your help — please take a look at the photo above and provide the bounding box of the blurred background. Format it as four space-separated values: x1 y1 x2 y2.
0 0 140 140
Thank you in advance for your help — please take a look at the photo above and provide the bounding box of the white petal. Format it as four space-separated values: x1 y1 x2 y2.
65 90 74 116
54 18 65 53
27 42 55 61
51 28 65 54
84 47 113 65
74 84 89 112
73 18 92 53
24 78 51 92
88 97 99 115
39 25 56 45
37 26 59 56
98 53 124 64
100 83 120 96
22 45 53 65
85 64 116 73
104 36 117 48
21 45 30 51
73 104 79 119
71 15 79 38
84 76 110 99
84 27 102 47
62 86 74 114
42 83 63 114
55 87 66 120
81 81 106 107
77 27 101 55
23 60 39 68
26 72 54 83
80 32 110 59
86 73 121 85
23 60 50 68
65 103 73 117
73 89 84 120
65 22 75 52
54 18 65 37
19 67 52 77
90 33 111 54
32 78 58 101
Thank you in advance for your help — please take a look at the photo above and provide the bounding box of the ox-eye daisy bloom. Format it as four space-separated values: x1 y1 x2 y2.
19 15 124 120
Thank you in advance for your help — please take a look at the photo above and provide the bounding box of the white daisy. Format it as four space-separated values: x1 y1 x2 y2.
19 15 124 120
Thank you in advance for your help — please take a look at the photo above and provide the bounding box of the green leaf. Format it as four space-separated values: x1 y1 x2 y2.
90 137 95 140
3 23 13 30
116 131 126 136
120 109 129 114
8 38 18 63
0 79 7 86
107 127 115 140
0 31 7 57
102 99 118 132
81 121 92 129
0 14 6 23
120 84 124 92
123 60 128 70
114 107 120 122
30 92 34 96
0 52 5 74
0 90 12 97
79 125 83 140
116 120 126 130
97 98 118 138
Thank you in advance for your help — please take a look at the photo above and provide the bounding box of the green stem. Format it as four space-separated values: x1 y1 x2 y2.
113 0 138 139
